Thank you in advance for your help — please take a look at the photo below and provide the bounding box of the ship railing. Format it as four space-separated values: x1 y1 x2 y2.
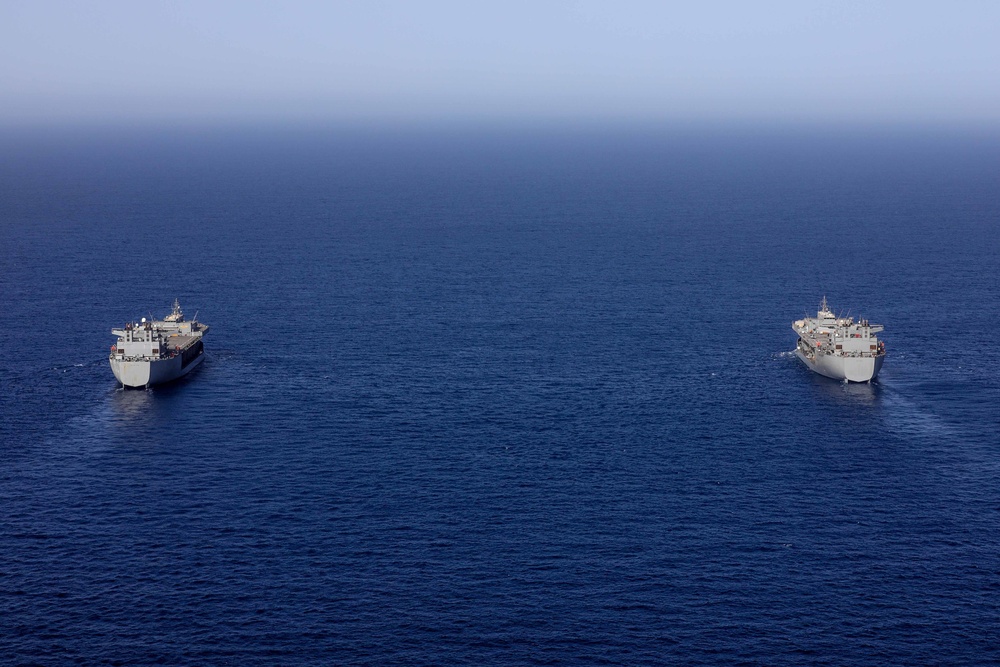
836 351 880 358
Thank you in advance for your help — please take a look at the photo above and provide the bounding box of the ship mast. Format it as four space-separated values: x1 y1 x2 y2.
164 299 185 323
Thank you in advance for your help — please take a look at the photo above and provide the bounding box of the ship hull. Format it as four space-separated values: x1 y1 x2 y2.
110 350 204 388
794 348 883 383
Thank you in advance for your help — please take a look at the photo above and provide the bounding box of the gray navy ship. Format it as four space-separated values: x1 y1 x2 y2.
110 300 208 388
793 297 885 382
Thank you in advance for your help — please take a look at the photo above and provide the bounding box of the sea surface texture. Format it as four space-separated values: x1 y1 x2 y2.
2 125 999 665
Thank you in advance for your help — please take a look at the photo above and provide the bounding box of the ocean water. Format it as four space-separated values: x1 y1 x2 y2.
1 124 999 665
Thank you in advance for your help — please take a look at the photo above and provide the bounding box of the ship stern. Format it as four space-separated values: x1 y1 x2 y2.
110 357 151 388
843 355 883 383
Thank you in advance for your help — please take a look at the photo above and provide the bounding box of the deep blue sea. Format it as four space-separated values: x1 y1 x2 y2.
2 123 999 665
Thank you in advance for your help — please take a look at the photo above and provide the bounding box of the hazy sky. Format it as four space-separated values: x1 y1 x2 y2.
1 1 998 124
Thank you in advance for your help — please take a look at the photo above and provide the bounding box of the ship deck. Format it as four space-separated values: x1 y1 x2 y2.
164 333 202 351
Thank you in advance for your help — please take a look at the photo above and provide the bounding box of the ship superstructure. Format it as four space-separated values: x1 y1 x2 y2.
110 299 208 388
793 297 885 382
